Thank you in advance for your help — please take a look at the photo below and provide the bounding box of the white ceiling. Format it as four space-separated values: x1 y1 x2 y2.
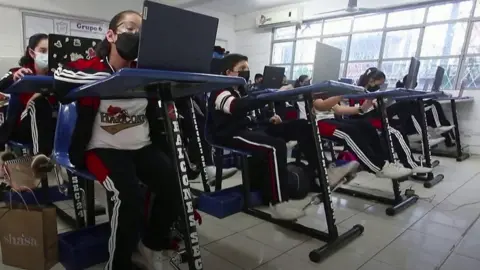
166 0 433 16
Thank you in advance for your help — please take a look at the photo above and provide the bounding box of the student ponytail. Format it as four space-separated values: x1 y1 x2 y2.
18 33 48 67
95 10 141 59
357 67 386 87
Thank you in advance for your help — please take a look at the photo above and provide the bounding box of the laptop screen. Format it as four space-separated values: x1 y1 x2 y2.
138 0 219 73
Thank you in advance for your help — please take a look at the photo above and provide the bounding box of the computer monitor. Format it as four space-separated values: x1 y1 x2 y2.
405 57 420 89
431 66 445 92
137 0 219 73
48 34 100 74
312 42 341 84
262 66 285 89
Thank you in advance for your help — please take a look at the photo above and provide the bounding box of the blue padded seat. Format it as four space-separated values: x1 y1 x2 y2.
53 103 96 181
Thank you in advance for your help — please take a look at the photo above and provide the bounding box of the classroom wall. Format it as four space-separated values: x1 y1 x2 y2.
234 0 480 155
0 0 236 70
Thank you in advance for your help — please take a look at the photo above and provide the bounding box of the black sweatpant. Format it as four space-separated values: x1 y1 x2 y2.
216 119 318 204
85 144 177 270
318 118 388 173
10 96 55 155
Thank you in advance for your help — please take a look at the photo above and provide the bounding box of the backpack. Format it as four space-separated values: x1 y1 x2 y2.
286 162 314 200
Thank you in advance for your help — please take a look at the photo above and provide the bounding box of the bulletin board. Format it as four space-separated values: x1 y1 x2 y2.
22 11 108 48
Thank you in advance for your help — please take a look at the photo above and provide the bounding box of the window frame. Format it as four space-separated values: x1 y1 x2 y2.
270 0 479 90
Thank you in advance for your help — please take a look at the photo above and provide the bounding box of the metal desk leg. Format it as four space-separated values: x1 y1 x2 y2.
450 99 470 162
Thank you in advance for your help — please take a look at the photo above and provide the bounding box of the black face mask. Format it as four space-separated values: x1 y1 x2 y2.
238 71 250 82
367 85 380 92
115 32 139 61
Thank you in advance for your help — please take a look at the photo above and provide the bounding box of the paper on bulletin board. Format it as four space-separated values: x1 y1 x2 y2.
23 12 108 48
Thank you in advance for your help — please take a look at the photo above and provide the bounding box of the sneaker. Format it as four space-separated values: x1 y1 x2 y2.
408 134 423 142
31 154 51 178
376 161 412 179
206 166 237 186
135 241 156 270
270 202 305 221
434 125 455 135
411 166 433 174
328 161 360 190
0 152 16 162
429 137 445 146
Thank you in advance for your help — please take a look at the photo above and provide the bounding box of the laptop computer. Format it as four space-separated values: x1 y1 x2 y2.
431 66 445 92
262 66 285 89
312 42 342 84
138 0 219 73
48 34 100 74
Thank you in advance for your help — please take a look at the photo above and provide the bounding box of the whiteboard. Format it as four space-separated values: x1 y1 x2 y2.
23 12 108 48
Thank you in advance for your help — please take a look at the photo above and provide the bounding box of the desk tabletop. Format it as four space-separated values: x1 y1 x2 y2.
67 68 245 100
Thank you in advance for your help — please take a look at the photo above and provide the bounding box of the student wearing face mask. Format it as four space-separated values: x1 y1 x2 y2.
208 54 322 221
54 10 179 270
0 33 54 175
348 68 432 174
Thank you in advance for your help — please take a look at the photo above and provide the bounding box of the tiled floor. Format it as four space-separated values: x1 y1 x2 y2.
2 156 480 269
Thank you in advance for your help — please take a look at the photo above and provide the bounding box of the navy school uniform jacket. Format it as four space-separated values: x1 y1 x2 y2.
207 86 269 139
53 56 164 168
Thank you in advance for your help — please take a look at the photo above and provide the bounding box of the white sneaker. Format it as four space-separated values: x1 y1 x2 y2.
134 241 155 270
434 125 455 135
429 137 445 146
206 166 237 186
411 166 433 174
376 161 412 179
408 134 423 142
270 202 305 221
328 161 360 189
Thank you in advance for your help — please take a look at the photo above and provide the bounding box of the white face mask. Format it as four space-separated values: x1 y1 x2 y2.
34 52 48 70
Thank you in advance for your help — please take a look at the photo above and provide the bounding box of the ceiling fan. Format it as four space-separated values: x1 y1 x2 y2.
313 0 377 16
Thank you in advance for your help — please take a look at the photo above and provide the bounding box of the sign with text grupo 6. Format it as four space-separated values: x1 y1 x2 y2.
71 21 106 34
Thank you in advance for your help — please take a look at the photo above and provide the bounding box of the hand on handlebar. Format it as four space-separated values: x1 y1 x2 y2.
13 68 33 81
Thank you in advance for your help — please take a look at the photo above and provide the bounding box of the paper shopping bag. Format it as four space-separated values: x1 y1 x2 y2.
0 203 58 270
3 156 40 191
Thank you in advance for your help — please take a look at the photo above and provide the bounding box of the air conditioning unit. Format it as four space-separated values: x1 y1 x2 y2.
256 8 303 28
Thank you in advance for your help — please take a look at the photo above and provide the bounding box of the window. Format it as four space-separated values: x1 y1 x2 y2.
349 32 382 61
387 8 425 27
346 62 378 80
295 38 320 63
322 36 349 61
459 56 480 89
418 58 459 90
353 14 386 31
476 0 480 17
323 18 352 35
273 26 296 40
271 0 480 90
467 21 480 54
421 22 467 57
427 1 473 23
381 60 411 87
298 22 322 38
292 65 313 80
272 42 294 64
383 29 420 59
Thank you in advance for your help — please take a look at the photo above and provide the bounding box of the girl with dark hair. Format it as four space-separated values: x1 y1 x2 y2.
55 10 178 270
396 75 455 146
0 33 53 175
348 68 432 174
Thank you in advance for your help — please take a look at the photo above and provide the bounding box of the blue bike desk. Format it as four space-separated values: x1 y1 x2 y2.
3 75 54 94
65 68 244 100
234 82 365 263
64 68 243 270
255 80 364 101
